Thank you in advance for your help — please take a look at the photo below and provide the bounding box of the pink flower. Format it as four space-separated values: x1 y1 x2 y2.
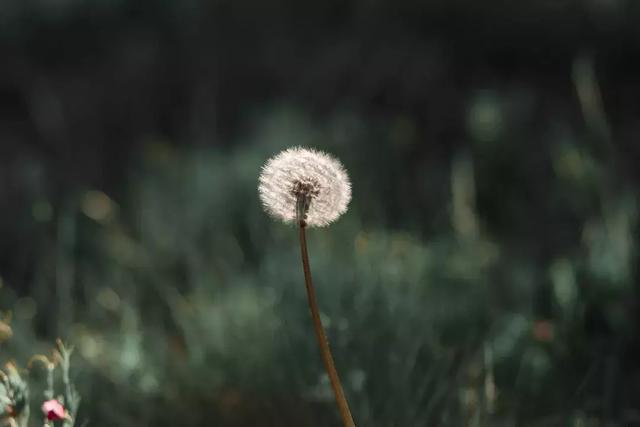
41 399 66 421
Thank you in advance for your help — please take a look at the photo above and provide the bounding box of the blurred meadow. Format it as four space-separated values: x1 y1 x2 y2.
1 1 640 426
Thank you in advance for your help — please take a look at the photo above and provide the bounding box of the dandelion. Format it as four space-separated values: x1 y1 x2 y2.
258 147 356 427
258 147 351 227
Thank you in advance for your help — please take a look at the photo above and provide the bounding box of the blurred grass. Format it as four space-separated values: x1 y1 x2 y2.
0 105 638 426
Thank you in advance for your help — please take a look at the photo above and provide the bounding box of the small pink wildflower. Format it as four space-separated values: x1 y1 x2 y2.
42 399 66 421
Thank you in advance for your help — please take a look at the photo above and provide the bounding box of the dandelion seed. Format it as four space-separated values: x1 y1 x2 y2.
258 147 351 227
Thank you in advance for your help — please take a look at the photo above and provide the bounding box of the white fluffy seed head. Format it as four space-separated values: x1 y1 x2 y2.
258 147 351 227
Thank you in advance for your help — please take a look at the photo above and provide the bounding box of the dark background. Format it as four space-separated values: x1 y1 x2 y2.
1 1 639 426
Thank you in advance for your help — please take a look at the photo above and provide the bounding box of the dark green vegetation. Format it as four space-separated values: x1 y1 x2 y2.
1 1 640 426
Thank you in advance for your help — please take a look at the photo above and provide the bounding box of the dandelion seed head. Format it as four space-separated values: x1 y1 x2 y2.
258 147 351 227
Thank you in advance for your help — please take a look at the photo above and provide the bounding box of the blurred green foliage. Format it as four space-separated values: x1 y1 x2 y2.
2 107 639 426
1 1 640 426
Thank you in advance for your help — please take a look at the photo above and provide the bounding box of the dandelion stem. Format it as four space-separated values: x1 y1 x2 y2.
298 222 356 427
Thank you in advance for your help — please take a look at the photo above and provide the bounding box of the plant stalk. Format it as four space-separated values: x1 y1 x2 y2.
298 222 356 427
